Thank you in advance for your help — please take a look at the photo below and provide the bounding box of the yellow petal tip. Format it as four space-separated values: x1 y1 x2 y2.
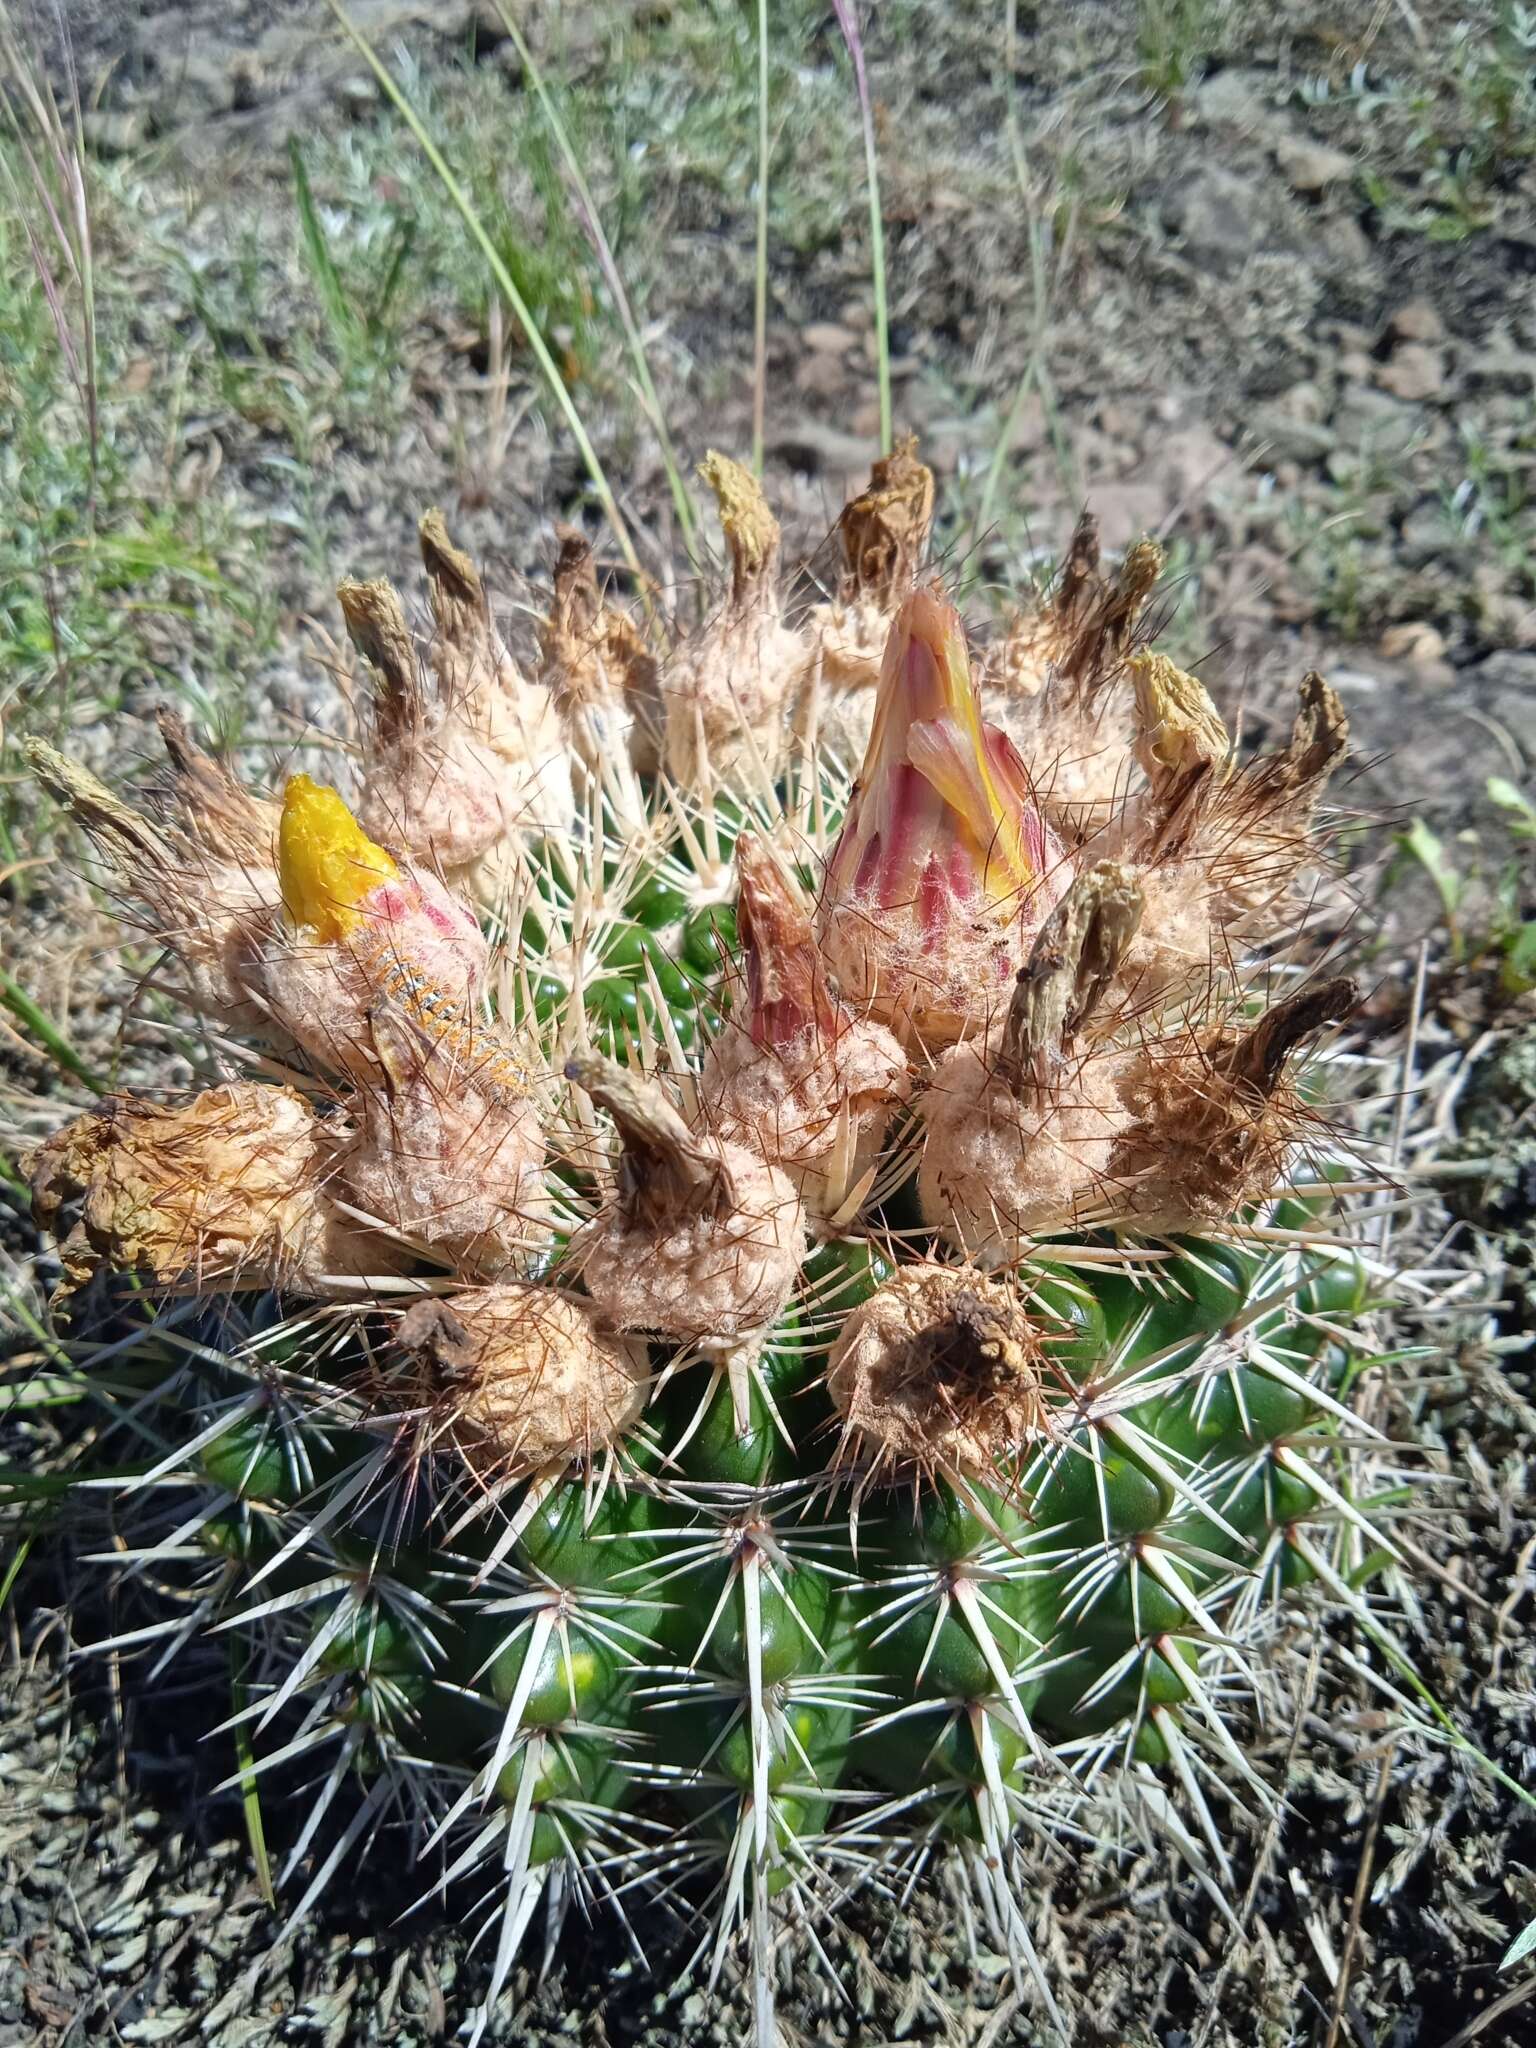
278 775 399 940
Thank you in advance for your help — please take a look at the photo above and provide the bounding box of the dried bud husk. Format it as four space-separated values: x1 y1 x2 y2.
1115 669 1349 1006
662 453 805 788
1105 978 1357 1232
566 1054 804 1343
919 864 1144 1262
985 520 1165 839
829 1262 1052 1477
23 738 281 1036
537 525 660 782
28 1084 391 1296
345 511 572 901
153 709 281 866
697 833 909 1218
387 1287 646 1477
798 436 936 767
1202 670 1350 927
818 587 1068 1051
337 1008 547 1280
245 776 490 1086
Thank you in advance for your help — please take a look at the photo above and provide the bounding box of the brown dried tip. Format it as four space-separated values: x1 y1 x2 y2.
1052 511 1102 621
338 577 421 738
1215 976 1359 1099
389 1286 646 1476
539 526 658 753
998 860 1145 1085
1107 977 1358 1231
1127 651 1230 789
838 433 936 605
154 711 278 866
419 506 486 632
1054 528 1166 697
828 1263 1052 1475
24 738 165 874
565 1054 734 1232
1246 670 1350 814
416 507 521 715
27 1084 388 1296
735 832 840 1049
699 450 779 603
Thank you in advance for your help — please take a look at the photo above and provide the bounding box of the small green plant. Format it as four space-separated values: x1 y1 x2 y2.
1135 0 1223 112
1386 789 1536 995
1340 6 1536 240
289 138 417 385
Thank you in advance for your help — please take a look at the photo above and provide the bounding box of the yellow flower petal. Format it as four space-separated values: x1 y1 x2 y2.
278 775 399 941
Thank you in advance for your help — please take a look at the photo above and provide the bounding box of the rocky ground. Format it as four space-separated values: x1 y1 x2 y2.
3 1 1536 2043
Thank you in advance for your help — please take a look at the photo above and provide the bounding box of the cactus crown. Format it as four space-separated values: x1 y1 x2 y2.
26 456 1395 2046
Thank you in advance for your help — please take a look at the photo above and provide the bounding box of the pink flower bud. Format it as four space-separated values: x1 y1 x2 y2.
819 587 1067 1049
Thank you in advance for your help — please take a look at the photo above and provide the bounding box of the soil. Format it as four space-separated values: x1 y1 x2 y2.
4 2 1536 2045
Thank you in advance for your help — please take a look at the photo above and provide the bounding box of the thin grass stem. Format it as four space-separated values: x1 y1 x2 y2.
1 970 105 1092
326 0 642 581
752 0 770 474
490 1 698 558
831 1 891 454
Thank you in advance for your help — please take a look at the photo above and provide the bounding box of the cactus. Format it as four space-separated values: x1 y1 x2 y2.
24 453 1392 2045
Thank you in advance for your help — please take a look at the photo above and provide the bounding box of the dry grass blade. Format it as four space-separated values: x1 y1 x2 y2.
0 0 98 500
489 0 699 559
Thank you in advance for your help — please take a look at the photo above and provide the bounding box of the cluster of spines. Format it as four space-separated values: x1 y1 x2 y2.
88 1215 1383 2042
21 440 1397 2044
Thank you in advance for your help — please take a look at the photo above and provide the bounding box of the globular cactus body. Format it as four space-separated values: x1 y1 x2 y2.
26 454 1390 2046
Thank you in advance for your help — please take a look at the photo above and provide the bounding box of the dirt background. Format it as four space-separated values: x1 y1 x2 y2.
3 2 1536 2044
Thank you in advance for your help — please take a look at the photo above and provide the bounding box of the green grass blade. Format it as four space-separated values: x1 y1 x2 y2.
970 0 1075 561
327 0 642 581
1 970 105 1092
289 138 358 343
491 2 698 558
367 215 417 337
0 1519 39 1612
831 1 891 455
228 1645 276 1907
